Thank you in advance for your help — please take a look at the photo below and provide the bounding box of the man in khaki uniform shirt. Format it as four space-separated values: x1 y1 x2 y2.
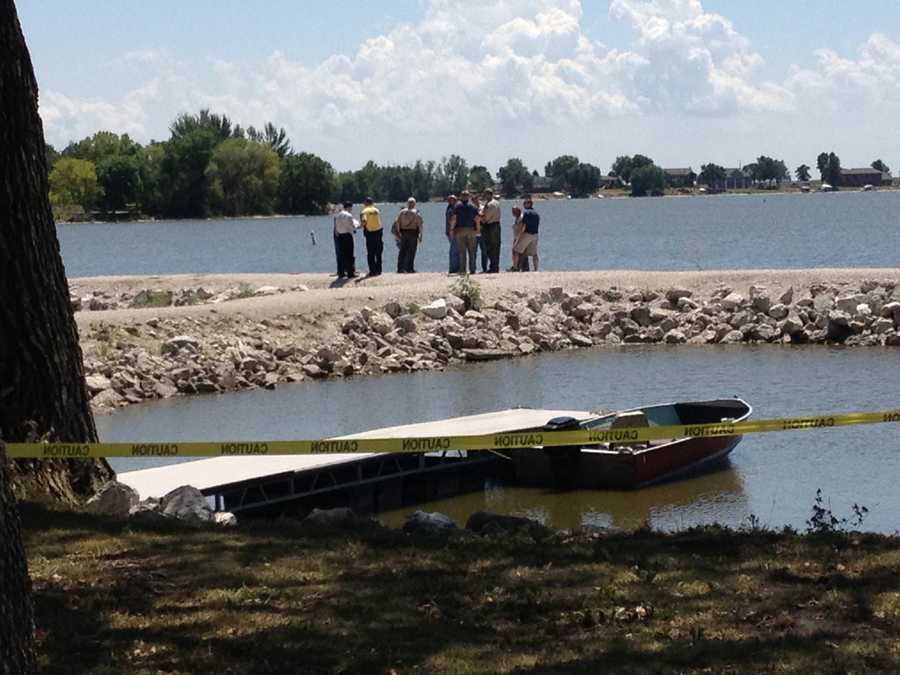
479 189 501 273
394 197 424 273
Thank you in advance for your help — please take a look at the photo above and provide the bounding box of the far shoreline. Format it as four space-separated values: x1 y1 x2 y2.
54 187 900 225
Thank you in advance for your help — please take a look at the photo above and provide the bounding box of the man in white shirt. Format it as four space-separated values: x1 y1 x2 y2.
333 201 360 278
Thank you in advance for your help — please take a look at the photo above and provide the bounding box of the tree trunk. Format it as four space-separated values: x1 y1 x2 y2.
0 446 36 675
0 0 113 502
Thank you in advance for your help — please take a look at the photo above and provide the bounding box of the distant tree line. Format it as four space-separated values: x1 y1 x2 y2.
47 111 340 221
47 110 897 220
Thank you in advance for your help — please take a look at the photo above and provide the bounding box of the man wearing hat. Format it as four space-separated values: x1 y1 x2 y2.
360 197 383 276
394 197 424 273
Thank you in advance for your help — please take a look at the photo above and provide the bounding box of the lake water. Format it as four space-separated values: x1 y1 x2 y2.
60 191 900 277
100 345 900 533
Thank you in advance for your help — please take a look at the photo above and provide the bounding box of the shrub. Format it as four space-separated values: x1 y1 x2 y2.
450 274 481 311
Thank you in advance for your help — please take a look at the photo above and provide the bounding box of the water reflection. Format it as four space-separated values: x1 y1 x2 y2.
377 463 746 531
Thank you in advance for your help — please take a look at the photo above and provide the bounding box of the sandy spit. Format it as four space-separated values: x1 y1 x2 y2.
71 268 900 328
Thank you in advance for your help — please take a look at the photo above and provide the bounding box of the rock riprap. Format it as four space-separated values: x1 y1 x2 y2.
81 279 900 412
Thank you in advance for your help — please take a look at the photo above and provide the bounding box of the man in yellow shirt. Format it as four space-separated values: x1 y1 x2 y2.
360 197 383 276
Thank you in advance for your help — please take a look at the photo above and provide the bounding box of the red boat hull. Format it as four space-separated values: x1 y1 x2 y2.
512 398 750 490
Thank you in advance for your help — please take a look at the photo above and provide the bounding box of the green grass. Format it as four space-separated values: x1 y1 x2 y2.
20 501 900 674
129 289 174 309
235 282 256 299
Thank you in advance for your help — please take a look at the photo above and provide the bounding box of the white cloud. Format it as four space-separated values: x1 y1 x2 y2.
36 1 900 170
787 32 900 113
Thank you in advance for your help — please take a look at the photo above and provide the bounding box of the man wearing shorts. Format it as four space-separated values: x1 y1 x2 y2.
514 197 540 271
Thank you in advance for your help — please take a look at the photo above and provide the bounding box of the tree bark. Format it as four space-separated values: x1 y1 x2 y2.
2 1 116 669
0 445 36 675
0 0 113 502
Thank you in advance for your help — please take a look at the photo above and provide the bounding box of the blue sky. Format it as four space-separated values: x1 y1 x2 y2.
18 1 900 172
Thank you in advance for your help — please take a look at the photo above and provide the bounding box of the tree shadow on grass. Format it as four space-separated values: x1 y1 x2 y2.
21 501 900 674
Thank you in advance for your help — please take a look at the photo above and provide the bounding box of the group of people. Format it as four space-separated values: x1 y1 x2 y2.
445 190 540 274
331 190 540 278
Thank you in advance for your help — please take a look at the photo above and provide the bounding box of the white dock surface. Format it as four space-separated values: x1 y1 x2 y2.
118 408 592 499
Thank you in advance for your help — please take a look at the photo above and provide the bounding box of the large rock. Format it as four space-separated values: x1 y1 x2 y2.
85 374 112 394
341 314 366 333
665 288 692 304
572 303 598 320
445 294 466 313
160 485 213 524
420 299 448 320
749 286 771 313
464 310 487 322
128 498 168 524
465 511 550 540
663 329 687 344
394 314 417 334
213 512 238 527
569 333 594 347
368 313 393 335
874 317 895 334
881 301 900 325
403 510 457 533
161 335 200 355
91 388 124 408
768 304 790 320
719 329 745 344
721 293 744 311
86 481 139 517
629 305 651 327
835 294 867 314
826 310 852 341
813 293 835 312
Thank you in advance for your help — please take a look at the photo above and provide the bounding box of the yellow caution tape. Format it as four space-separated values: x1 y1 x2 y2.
3 409 900 459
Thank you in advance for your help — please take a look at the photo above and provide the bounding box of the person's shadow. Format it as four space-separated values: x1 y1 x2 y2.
329 276 354 288
329 274 370 288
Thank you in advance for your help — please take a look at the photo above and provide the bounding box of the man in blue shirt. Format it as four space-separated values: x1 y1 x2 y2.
445 194 460 273
513 197 540 271
449 190 480 274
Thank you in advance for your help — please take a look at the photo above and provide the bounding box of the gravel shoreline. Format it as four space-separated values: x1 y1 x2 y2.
72 269 900 413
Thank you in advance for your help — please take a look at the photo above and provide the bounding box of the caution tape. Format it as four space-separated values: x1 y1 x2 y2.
3 409 900 459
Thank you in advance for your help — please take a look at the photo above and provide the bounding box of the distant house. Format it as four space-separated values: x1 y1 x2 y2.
663 168 697 188
530 175 553 192
598 174 625 190
723 167 753 190
840 168 885 188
